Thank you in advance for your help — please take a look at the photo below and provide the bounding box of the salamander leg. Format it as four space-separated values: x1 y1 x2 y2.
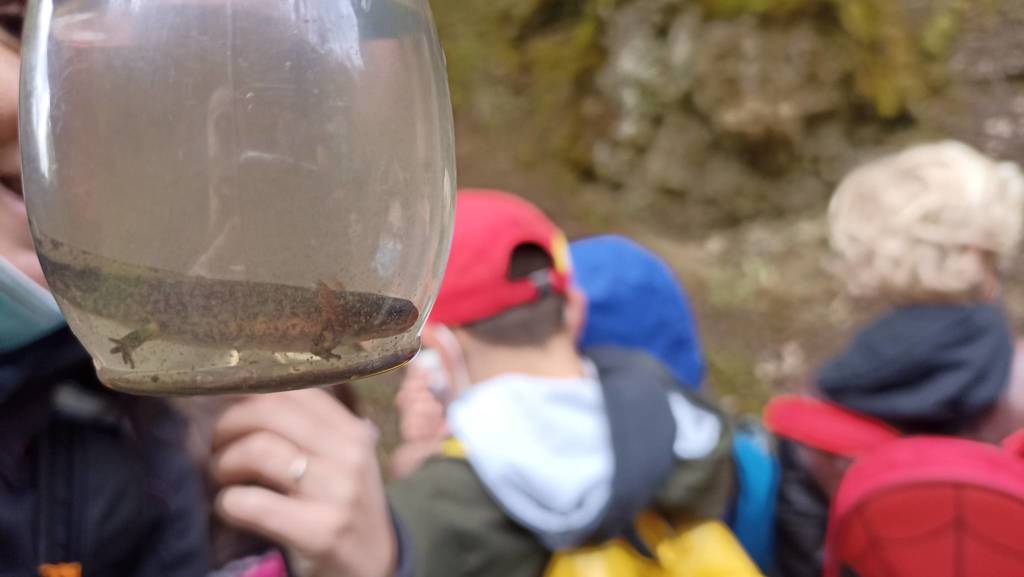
109 322 159 369
313 281 344 360
312 323 342 361
316 281 337 317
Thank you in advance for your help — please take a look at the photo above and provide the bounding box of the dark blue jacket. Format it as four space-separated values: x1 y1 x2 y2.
0 328 209 577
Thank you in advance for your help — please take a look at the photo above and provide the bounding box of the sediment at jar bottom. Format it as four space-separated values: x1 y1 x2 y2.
95 339 421 396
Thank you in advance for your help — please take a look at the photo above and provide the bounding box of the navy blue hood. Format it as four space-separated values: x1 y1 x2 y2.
818 302 1013 434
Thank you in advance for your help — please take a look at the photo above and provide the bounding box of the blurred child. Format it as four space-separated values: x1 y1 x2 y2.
387 190 734 576
571 235 779 571
772 140 1024 577
392 233 707 473
395 232 778 571
571 235 704 390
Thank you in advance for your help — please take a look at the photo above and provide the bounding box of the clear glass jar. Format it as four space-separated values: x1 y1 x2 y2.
20 0 455 395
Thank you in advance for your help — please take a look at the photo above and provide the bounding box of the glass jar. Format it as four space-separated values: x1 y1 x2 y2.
20 0 455 395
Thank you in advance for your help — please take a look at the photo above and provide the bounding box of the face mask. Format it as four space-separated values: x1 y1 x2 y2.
0 257 65 353
410 324 473 404
432 324 474 396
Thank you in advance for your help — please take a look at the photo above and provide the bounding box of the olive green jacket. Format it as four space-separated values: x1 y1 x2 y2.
388 347 734 577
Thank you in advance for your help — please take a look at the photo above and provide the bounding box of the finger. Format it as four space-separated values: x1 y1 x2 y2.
210 431 305 493
396 389 437 421
401 406 446 443
398 382 442 406
397 390 443 421
212 393 362 458
216 486 347 558
405 385 440 403
395 369 431 407
217 483 398 577
283 387 363 428
212 394 315 451
215 424 381 502
399 387 445 420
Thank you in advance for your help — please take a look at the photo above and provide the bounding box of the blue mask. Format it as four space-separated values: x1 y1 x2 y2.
0 257 65 353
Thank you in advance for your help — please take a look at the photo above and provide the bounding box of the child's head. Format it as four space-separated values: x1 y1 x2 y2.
426 190 584 388
570 235 704 390
829 140 1024 303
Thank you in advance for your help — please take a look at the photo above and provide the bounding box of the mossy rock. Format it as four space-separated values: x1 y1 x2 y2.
698 0 824 18
428 0 1017 234
698 0 974 118
429 0 610 165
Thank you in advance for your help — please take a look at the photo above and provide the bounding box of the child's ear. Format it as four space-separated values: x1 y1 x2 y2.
565 285 588 342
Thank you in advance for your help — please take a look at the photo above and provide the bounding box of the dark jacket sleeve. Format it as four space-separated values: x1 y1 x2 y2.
130 400 210 577
387 457 548 577
1 328 211 576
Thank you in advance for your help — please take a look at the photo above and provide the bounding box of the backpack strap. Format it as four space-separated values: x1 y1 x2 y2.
763 395 899 458
587 348 678 545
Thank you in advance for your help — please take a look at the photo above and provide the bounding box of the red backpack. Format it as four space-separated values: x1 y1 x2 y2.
765 395 1024 577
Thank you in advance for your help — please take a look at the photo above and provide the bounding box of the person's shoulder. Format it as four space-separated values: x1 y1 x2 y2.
388 454 498 519
388 455 548 577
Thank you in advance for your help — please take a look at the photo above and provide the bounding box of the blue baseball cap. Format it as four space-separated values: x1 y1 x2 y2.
571 235 705 389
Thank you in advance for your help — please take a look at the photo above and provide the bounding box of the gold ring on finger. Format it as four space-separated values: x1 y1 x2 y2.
287 454 309 486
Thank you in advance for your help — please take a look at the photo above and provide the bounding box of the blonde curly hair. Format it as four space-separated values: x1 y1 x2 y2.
829 140 1024 302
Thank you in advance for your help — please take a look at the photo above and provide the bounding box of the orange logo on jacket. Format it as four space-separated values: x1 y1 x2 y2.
38 563 82 577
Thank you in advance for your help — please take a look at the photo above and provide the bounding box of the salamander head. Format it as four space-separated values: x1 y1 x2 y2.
376 296 420 334
326 288 420 340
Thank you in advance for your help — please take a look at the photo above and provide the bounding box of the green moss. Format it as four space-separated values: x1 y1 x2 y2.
522 8 605 159
829 0 974 118
706 350 772 415
428 1 525 109
921 5 960 56
429 0 609 163
698 0 824 17
694 0 975 118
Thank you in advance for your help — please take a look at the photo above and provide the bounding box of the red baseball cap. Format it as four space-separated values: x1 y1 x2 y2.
429 190 572 327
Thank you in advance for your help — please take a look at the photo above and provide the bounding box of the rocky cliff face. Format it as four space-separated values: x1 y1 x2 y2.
431 0 1024 232
590 0 1024 228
